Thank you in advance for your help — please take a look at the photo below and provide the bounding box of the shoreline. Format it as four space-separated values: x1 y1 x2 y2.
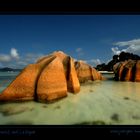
99 71 114 74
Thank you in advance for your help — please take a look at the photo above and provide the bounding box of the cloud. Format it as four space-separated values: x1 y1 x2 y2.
10 48 19 59
76 48 84 56
15 53 44 68
114 39 140 47
87 59 101 66
0 48 44 68
0 54 11 62
0 48 19 64
111 47 121 55
112 39 140 55
24 53 44 64
0 48 20 68
90 59 101 65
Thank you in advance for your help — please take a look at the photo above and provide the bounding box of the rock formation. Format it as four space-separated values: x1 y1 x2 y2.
37 57 67 102
75 61 103 83
0 51 103 103
67 57 80 93
96 51 140 71
0 55 56 102
113 59 140 82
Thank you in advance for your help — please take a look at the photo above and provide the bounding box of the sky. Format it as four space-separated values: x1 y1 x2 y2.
0 15 140 68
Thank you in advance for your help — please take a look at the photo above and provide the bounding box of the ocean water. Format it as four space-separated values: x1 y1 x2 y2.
0 72 140 125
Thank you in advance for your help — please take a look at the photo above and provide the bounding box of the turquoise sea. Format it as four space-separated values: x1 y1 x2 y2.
0 72 140 125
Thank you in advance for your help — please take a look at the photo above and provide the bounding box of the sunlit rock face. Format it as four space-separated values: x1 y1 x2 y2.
75 61 103 83
0 55 56 102
37 57 68 102
113 59 140 82
0 51 103 103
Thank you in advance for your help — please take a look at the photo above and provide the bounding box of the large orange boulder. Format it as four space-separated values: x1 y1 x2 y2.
52 51 70 78
37 57 67 102
113 59 140 82
36 51 69 77
0 55 56 101
37 51 80 94
0 51 103 102
74 60 103 83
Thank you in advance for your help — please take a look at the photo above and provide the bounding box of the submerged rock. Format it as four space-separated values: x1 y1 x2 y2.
0 106 33 116
74 120 107 125
113 60 140 82
0 51 103 103
111 113 120 121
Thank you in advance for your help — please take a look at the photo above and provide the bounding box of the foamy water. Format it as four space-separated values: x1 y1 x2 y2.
0 72 140 125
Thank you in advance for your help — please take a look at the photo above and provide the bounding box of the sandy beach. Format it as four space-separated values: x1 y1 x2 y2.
0 73 140 125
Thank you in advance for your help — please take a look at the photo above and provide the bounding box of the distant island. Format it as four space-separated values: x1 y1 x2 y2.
95 52 140 71
0 67 22 72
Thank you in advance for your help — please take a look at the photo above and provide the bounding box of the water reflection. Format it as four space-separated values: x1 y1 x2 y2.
102 73 140 100
116 82 140 99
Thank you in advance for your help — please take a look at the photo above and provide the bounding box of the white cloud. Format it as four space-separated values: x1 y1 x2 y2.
87 59 101 66
24 53 44 63
112 39 140 55
16 61 28 66
91 59 101 65
0 54 11 62
10 48 19 59
0 48 20 64
114 39 140 46
0 47 44 68
111 47 121 55
0 48 20 66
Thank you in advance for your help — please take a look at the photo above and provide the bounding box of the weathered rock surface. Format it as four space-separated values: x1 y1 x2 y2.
0 51 103 102
96 51 140 71
0 55 56 101
135 60 140 82
37 51 80 94
113 59 140 82
75 61 103 83
37 57 67 102
67 57 80 93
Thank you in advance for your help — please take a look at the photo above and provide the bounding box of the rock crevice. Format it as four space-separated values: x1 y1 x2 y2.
113 59 140 82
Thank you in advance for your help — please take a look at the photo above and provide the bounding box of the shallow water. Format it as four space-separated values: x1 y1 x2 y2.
0 72 140 125
0 72 20 92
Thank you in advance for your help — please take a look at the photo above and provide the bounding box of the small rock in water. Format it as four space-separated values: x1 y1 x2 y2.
124 97 130 100
132 115 140 120
29 107 34 111
42 105 48 108
0 106 32 116
54 106 61 109
89 89 94 92
111 113 119 121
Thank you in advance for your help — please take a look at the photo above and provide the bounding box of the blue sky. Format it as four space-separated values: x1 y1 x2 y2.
0 15 140 68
